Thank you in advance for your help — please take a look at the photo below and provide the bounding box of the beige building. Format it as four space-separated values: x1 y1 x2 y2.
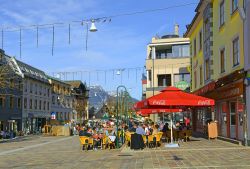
145 25 190 122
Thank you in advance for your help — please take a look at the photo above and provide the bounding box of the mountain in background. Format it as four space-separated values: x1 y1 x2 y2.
88 85 138 115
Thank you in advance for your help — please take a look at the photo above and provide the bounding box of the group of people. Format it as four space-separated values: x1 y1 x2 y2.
77 120 121 150
77 117 191 150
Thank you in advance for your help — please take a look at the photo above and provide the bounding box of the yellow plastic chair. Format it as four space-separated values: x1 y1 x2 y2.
154 133 162 148
178 131 185 142
173 130 179 142
147 135 155 148
101 135 108 149
79 136 89 151
142 135 147 147
166 131 171 143
185 130 192 141
158 132 163 140
108 137 116 149
125 132 132 147
88 137 94 150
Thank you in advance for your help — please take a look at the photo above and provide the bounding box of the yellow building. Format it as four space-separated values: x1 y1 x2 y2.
185 0 245 142
146 25 190 122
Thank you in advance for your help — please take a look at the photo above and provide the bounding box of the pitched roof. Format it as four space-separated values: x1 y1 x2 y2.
65 80 83 88
47 75 71 86
184 0 204 37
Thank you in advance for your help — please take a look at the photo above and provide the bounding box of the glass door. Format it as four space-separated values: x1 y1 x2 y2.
230 102 236 139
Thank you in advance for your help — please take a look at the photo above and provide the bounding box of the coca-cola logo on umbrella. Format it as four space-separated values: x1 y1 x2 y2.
152 100 166 105
198 100 211 105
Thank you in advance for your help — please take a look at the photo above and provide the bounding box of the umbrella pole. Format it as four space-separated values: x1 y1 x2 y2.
170 113 173 144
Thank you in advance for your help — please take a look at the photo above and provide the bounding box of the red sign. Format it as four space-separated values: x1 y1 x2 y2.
194 81 215 96
222 103 227 112
238 103 244 112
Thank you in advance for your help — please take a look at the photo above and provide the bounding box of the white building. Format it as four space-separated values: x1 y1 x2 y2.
15 60 51 133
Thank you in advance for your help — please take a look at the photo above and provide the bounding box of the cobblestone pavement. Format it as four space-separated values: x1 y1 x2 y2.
1 135 250 169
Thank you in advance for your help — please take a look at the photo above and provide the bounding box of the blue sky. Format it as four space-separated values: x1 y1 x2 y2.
0 0 197 99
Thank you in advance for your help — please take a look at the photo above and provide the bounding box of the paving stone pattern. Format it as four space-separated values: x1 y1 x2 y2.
1 135 250 169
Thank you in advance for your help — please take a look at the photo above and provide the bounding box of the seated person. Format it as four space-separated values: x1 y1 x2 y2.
129 123 137 132
79 127 92 137
161 123 169 132
136 123 145 135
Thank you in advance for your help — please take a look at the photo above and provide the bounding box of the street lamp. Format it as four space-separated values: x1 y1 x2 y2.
116 85 127 148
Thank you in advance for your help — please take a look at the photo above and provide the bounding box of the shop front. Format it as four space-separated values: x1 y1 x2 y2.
193 70 246 141
214 79 245 141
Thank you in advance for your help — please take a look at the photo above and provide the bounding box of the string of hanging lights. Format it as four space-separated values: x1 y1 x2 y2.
0 2 197 58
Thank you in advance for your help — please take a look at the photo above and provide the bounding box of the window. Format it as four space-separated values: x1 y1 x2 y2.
174 74 191 83
10 97 14 108
18 81 22 90
199 31 202 51
158 74 171 87
47 102 49 110
43 101 46 110
34 100 37 110
148 70 152 81
194 71 197 89
233 37 239 66
205 59 210 80
52 96 55 104
47 89 50 97
44 87 46 96
0 97 5 108
220 0 225 26
17 98 21 108
232 0 238 13
194 39 197 56
40 85 42 95
220 48 225 73
200 66 203 85
24 98 27 109
24 81 27 92
29 99 33 109
35 84 37 94
39 100 42 110
30 82 33 93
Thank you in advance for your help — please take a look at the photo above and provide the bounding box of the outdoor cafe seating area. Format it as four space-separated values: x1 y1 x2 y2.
78 86 215 151
79 121 193 151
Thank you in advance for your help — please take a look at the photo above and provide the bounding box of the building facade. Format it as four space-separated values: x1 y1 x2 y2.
244 0 250 144
0 50 23 132
16 60 51 134
48 77 75 124
185 0 246 142
146 25 190 122
66 81 89 124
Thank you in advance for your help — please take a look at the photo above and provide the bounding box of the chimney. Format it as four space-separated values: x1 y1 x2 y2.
174 24 179 36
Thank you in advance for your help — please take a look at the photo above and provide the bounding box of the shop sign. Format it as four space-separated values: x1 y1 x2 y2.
174 81 190 90
51 112 56 120
216 81 243 100
194 81 215 96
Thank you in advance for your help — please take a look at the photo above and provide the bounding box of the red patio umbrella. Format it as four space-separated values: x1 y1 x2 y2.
136 108 183 115
144 86 215 107
134 86 215 147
